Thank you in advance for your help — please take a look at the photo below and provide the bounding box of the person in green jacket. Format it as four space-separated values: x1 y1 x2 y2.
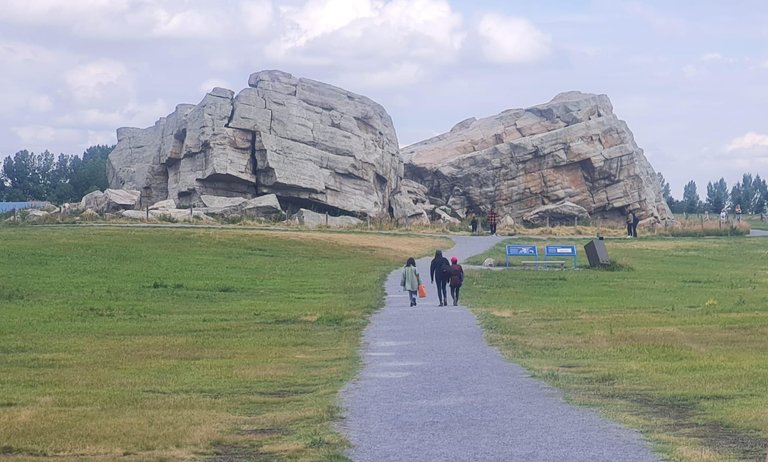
401 257 421 307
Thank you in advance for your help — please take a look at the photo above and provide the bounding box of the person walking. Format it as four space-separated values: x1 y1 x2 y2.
449 256 464 306
469 213 478 234
626 210 635 238
430 249 451 306
487 208 498 236
631 211 640 238
400 257 421 307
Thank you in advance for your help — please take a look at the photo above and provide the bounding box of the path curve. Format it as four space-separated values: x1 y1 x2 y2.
340 235 662 462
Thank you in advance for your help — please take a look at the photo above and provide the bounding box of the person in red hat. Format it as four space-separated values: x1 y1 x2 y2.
449 256 464 306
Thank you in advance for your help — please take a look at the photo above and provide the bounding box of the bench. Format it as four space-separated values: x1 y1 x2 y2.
521 260 566 269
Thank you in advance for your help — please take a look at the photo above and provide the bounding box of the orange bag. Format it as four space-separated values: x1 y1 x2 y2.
417 283 427 298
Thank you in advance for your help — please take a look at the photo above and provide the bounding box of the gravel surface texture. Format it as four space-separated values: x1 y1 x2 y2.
340 235 662 462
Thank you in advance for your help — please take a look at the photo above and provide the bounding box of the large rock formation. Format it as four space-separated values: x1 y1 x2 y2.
108 70 402 219
401 91 672 223
108 72 670 226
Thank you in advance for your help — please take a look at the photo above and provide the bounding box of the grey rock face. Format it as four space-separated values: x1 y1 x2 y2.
293 208 363 228
108 70 402 219
80 189 140 213
522 201 589 226
402 91 672 223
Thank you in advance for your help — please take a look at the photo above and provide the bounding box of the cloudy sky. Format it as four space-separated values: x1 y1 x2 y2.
1 0 767 197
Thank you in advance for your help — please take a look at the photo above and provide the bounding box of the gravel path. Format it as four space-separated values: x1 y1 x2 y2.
340 235 662 462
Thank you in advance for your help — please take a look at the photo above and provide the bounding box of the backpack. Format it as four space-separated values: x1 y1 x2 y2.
450 264 463 286
439 260 452 278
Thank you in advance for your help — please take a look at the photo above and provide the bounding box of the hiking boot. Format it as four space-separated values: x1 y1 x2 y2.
453 300 458 306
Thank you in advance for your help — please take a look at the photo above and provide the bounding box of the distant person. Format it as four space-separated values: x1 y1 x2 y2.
720 209 728 224
449 256 464 306
469 213 478 234
400 257 421 307
626 210 635 238
631 211 640 238
735 204 742 222
430 249 451 306
487 208 498 236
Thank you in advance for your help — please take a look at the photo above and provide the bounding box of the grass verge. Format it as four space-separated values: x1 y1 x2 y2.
0 227 448 461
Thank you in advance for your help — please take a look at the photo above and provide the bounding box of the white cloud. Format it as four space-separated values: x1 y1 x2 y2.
338 62 426 89
700 52 723 62
727 132 768 152
28 95 54 113
199 79 234 93
64 60 132 105
0 0 274 41
238 0 275 36
0 0 118 26
476 14 551 64
57 99 170 130
11 125 85 151
268 0 464 69
0 40 59 65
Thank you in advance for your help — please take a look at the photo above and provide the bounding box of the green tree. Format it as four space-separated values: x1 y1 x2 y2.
754 174 767 214
70 145 112 199
682 180 701 214
705 178 728 213
657 172 672 201
2 150 48 201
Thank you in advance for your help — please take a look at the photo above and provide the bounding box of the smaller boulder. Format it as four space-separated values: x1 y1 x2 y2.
80 189 140 213
239 194 284 218
434 206 460 224
149 199 177 210
200 195 248 208
294 209 363 228
482 258 495 267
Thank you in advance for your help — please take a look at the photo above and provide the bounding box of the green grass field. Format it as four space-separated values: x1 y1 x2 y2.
4 227 768 462
0 226 446 461
464 237 768 462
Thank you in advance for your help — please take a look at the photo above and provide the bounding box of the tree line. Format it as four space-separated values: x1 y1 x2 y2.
0 145 113 203
1 146 766 215
659 172 768 215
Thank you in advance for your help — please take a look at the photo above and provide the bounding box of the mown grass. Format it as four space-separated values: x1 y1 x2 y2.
464 236 768 462
0 227 447 461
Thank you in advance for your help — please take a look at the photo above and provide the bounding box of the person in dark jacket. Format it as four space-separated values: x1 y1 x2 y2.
448 256 464 306
430 249 451 306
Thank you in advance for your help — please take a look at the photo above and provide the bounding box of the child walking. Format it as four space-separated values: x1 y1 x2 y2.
449 256 464 306
401 257 421 307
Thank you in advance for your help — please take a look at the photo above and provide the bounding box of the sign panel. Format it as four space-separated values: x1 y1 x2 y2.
506 245 538 256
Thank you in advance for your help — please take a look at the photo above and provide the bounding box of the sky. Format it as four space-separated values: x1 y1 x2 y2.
1 0 767 198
